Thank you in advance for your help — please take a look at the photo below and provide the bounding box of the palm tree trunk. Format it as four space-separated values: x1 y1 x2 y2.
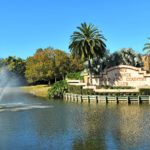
88 59 92 85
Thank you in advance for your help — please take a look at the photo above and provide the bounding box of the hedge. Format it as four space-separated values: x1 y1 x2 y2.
67 85 95 95
139 88 150 95
96 85 134 89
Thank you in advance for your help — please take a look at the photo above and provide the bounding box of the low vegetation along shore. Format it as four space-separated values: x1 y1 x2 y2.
20 85 50 99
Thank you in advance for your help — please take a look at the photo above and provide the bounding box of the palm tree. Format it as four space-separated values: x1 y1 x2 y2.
143 38 150 54
143 38 150 71
120 48 143 67
105 48 143 69
69 22 106 84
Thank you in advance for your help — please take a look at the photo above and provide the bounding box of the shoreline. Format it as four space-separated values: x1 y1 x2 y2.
20 85 50 99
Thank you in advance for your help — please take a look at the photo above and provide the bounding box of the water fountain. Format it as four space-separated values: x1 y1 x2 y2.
0 68 10 100
0 67 52 112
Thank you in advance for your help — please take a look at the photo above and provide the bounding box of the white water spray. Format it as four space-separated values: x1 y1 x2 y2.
0 67 53 111
0 68 11 100
0 67 23 101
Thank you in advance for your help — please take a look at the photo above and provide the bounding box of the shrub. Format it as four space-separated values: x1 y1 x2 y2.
82 89 95 95
48 80 68 98
96 85 134 89
139 88 150 95
113 86 134 89
68 85 95 95
68 85 82 94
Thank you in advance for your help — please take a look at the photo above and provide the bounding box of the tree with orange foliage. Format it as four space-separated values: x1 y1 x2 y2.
25 48 70 84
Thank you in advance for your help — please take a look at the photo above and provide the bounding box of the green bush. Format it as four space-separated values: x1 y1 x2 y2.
68 85 95 95
66 72 83 80
68 85 136 96
113 86 134 89
82 89 95 95
96 85 134 89
68 85 82 94
48 80 68 98
139 88 150 95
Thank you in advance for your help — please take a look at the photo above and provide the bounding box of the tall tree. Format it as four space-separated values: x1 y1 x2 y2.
89 48 143 73
119 48 142 67
106 48 143 68
25 49 55 84
52 49 70 81
69 22 106 84
25 48 70 84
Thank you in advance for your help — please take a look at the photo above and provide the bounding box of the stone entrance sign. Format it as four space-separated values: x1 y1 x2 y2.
89 65 150 87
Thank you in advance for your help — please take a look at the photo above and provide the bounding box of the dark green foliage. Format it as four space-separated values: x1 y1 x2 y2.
86 50 110 74
96 85 110 89
84 48 143 75
48 80 68 98
82 89 95 95
68 85 83 94
69 22 106 60
139 88 150 95
113 92 138 96
68 85 95 95
106 52 122 68
66 72 83 80
96 85 134 89
67 85 136 96
1 56 26 77
112 86 134 89
107 48 143 68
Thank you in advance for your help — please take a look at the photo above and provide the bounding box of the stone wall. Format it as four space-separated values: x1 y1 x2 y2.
86 65 150 87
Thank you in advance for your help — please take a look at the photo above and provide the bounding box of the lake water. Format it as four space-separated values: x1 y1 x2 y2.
0 90 150 150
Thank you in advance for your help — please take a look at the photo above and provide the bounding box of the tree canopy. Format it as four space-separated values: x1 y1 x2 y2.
1 56 26 77
25 48 71 84
69 22 106 60
88 48 143 74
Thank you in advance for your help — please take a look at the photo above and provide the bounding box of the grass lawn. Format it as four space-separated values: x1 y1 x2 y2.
20 85 50 99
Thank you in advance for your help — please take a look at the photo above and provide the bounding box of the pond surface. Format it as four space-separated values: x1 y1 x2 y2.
0 90 150 150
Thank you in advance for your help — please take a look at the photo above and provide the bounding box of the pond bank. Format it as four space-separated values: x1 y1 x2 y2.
64 93 150 104
20 85 50 99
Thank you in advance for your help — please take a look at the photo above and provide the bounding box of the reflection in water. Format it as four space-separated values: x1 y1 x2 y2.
115 105 150 150
72 104 150 150
0 91 150 150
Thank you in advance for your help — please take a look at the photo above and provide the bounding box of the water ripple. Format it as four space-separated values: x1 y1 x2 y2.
0 103 53 112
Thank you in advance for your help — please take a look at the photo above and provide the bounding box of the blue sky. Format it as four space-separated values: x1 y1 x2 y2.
0 0 150 59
